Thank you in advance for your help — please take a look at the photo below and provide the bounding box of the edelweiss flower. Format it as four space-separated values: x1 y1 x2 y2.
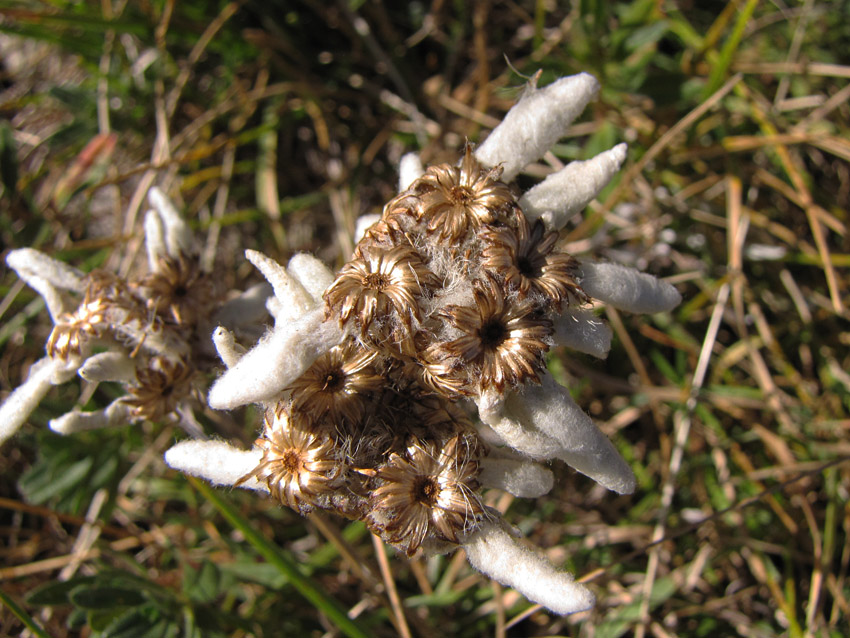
121 356 196 422
167 72 683 616
414 146 513 241
0 187 264 443
46 292 111 360
369 435 485 555
136 253 216 327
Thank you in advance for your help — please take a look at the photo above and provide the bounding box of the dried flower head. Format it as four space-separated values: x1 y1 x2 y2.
121 356 196 422
238 407 336 512
414 146 514 242
164 72 683 617
288 338 383 426
46 295 111 360
323 244 436 342
430 278 553 392
369 435 485 555
482 207 588 308
136 254 216 327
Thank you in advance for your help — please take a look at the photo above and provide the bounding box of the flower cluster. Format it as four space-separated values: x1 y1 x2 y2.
1 72 682 617
165 73 682 615
0 188 261 442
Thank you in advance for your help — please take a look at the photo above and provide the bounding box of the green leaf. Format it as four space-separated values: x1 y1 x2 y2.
218 561 288 589
183 562 227 604
26 577 95 606
69 586 147 610
594 576 677 638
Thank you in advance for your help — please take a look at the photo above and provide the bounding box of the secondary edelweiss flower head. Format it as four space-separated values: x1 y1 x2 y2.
167 72 682 616
324 244 435 350
121 356 197 422
482 207 588 308
136 253 217 328
0 188 261 444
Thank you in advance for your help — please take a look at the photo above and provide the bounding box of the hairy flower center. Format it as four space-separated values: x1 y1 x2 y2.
478 319 508 349
281 450 303 474
450 185 473 204
412 476 440 506
363 272 391 291
517 255 541 278
321 369 345 392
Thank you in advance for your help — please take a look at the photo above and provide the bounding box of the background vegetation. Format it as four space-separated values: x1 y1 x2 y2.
1 1 848 636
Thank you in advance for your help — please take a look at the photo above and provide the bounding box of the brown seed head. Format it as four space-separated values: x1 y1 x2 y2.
482 208 588 308
135 254 216 327
324 245 436 342
288 339 383 426
121 356 195 421
430 277 553 392
414 146 514 242
238 407 337 513
370 434 484 554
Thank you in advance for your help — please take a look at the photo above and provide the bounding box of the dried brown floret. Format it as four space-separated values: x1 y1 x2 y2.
238 407 336 513
135 254 216 327
86 269 131 301
46 297 112 360
288 338 383 426
414 146 514 242
482 208 588 308
323 244 436 337
121 355 195 421
369 435 485 555
430 277 553 392
415 347 471 398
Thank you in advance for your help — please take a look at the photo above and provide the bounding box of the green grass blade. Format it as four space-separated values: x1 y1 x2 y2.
0 588 52 638
702 0 759 98
187 476 371 638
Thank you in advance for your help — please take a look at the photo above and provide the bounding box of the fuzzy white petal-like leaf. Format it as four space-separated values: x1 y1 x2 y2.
148 187 193 258
143 209 167 272
245 250 314 321
213 282 273 331
78 351 137 383
208 308 344 410
212 326 246 368
580 261 682 314
286 253 336 303
520 143 628 230
398 152 424 191
50 399 136 434
6 248 84 292
165 439 266 492
477 376 636 494
463 519 595 615
479 457 554 498
552 306 613 358
475 73 600 181
0 356 80 445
